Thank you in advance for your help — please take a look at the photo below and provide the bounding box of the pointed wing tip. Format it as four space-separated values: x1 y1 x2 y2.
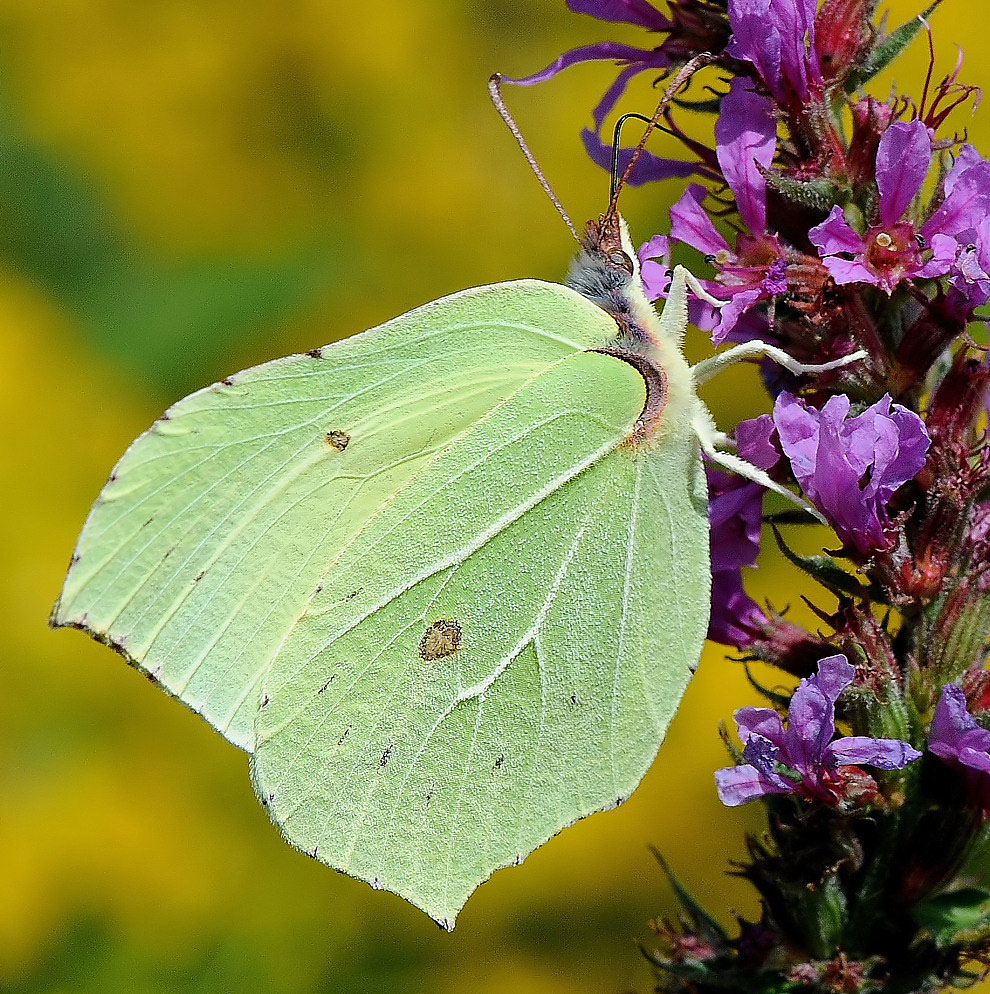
48 600 65 630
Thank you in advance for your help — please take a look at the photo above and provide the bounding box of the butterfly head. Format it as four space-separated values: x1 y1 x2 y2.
567 211 664 348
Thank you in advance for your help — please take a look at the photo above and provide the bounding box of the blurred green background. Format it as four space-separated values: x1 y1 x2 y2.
3 2 987 992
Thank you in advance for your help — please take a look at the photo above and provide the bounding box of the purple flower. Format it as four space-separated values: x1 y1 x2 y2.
933 148 990 309
809 121 956 294
706 415 778 646
929 684 990 813
641 78 788 343
727 0 822 105
772 392 931 555
950 218 990 309
923 144 990 245
716 654 922 807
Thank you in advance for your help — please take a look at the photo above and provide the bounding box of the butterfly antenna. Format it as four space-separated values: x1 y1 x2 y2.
605 52 713 220
488 73 579 242
610 113 653 203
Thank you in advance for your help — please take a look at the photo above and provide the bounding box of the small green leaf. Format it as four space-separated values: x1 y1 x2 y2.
772 526 866 599
914 888 990 948
846 0 945 92
651 850 730 947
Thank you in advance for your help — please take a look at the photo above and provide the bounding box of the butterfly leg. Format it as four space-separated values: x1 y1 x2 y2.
657 265 725 344
691 340 867 387
693 408 826 524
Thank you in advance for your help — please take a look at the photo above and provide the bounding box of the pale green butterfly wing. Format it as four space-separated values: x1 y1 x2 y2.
52 281 628 750
251 348 710 927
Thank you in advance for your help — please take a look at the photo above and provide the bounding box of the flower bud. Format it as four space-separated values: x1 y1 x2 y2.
816 0 878 83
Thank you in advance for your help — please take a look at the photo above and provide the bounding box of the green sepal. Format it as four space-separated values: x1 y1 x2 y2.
762 168 843 212
846 0 946 92
802 873 848 959
672 96 725 115
743 664 793 710
930 583 990 685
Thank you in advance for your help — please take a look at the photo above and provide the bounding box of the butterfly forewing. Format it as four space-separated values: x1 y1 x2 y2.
52 281 622 749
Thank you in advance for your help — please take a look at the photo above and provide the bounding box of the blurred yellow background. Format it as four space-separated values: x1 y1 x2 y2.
2 1 987 991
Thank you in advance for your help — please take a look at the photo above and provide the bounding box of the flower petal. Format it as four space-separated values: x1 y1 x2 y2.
772 390 828 492
708 476 764 569
727 0 784 102
930 684 984 760
566 0 672 30
711 287 764 345
670 184 730 255
822 255 880 287
785 681 834 775
638 234 671 300
591 63 650 129
582 127 700 188
735 706 787 748
924 148 990 241
715 763 793 806
736 414 780 472
811 654 856 703
715 79 776 235
809 205 866 257
507 42 664 87
774 392 929 554
876 120 932 226
825 736 922 770
957 745 990 775
638 234 670 262
707 558 768 645
916 232 959 279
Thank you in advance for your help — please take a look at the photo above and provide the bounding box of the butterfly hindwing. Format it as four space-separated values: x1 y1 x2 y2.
251 349 710 926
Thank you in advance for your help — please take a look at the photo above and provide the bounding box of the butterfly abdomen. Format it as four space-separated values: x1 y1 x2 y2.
593 347 668 448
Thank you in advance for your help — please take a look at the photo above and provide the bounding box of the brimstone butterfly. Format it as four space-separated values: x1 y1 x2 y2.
51 74 858 927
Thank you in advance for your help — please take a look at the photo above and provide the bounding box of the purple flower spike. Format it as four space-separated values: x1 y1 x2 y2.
716 655 922 807
772 392 931 555
929 684 990 813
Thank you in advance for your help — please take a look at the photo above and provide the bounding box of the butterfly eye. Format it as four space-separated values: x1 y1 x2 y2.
609 250 635 274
